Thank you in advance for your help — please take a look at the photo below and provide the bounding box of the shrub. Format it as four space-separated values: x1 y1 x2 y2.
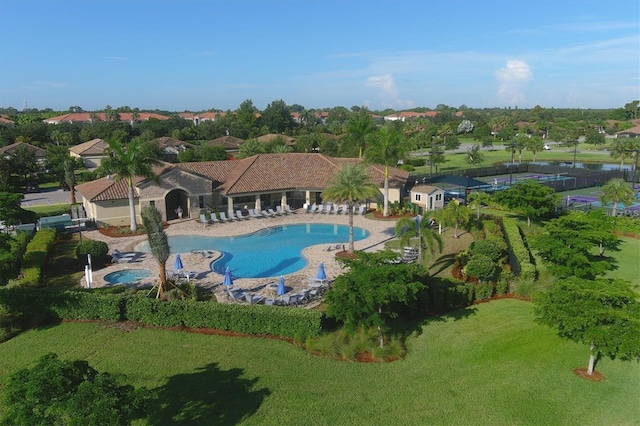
464 254 497 283
475 283 494 301
75 239 109 261
470 239 505 263
10 229 56 287
502 218 536 281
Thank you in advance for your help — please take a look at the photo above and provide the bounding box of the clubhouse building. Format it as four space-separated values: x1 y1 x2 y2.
76 153 410 227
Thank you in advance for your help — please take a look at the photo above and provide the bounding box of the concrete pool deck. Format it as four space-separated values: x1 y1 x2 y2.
81 209 399 302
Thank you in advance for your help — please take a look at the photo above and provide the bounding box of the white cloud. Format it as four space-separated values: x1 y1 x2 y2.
496 60 532 106
365 73 414 109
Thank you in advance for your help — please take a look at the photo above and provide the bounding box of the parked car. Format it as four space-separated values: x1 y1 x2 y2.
26 182 40 193
543 144 551 150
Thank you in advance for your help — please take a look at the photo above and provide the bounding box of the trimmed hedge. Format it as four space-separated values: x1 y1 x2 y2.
502 218 536 280
9 229 57 287
0 231 29 286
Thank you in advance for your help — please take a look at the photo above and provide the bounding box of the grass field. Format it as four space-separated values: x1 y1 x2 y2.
0 299 637 425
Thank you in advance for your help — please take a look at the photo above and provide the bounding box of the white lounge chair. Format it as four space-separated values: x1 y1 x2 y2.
227 211 239 221
338 205 348 215
248 209 260 218
315 204 324 214
306 204 317 214
210 214 221 223
276 205 288 215
329 204 340 214
357 205 366 215
244 292 263 304
285 205 296 214
199 214 212 226
261 210 273 218
267 208 280 216
219 212 230 222
235 210 248 220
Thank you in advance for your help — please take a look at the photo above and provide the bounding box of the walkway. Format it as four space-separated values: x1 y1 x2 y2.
81 209 399 302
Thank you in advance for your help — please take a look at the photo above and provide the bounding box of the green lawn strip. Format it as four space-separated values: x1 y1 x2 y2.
0 300 637 425
24 203 71 217
601 236 640 286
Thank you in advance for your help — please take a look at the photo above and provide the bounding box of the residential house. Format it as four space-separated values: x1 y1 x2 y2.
153 137 196 162
43 112 169 124
0 141 47 164
69 138 108 169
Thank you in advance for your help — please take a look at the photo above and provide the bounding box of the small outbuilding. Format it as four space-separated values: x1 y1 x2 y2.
410 185 445 211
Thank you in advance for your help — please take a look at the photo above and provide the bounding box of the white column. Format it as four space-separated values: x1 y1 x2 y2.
281 192 287 208
254 194 262 211
305 191 311 205
227 197 234 213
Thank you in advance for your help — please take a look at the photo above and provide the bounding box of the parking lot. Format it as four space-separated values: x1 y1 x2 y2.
21 188 82 207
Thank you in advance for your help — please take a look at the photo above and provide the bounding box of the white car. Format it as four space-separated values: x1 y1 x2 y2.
543 144 551 150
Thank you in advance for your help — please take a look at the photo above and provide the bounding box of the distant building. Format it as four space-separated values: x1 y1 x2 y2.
43 112 170 124
69 138 108 169
0 141 47 164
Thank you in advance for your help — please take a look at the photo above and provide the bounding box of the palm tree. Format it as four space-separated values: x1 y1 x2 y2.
600 178 635 217
438 200 471 239
609 139 638 170
141 205 170 299
344 108 376 158
63 157 78 205
237 138 263 158
366 125 406 217
394 215 443 266
99 138 161 231
467 190 492 223
321 164 379 254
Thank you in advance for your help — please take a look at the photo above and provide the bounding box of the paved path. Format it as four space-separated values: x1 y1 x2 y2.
81 209 399 303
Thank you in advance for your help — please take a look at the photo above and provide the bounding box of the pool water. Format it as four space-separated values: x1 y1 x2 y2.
104 269 152 284
136 223 369 278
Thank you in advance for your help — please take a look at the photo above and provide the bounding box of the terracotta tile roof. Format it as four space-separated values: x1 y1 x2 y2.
0 141 47 158
153 136 196 150
0 117 14 124
616 125 640 135
69 138 108 155
78 153 410 201
206 136 245 150
43 112 169 124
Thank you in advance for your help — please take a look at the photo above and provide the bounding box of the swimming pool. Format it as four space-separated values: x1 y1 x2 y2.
135 223 369 278
104 269 152 285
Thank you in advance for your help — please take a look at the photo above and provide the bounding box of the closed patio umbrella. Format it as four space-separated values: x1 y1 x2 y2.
316 262 327 282
223 267 233 287
277 275 286 296
174 253 184 276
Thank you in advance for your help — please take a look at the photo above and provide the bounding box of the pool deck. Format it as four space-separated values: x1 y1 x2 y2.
81 209 398 303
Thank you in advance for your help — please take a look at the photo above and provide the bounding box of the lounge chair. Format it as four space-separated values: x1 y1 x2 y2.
210 214 220 224
248 209 260 218
267 208 280 216
306 204 317 214
339 205 348 215
329 204 340 214
112 249 136 263
264 298 275 306
357 205 366 215
234 210 247 220
276 205 288 215
244 292 263 304
315 204 324 214
285 204 296 214
227 211 239 221
219 212 230 222
199 214 213 226
261 210 273 218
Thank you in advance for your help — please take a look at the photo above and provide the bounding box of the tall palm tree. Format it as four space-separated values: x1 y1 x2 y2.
99 138 161 231
395 215 443 266
437 200 471 239
600 178 635 217
141 205 170 299
63 157 78 205
467 190 492 223
321 164 379 254
366 125 406 217
344 108 376 158
609 139 638 170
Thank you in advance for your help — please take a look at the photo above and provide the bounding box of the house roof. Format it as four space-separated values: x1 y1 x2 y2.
69 138 108 155
0 141 47 158
411 185 443 195
43 112 169 124
0 117 14 125
77 153 410 201
153 136 196 150
206 136 245 150
615 125 640 136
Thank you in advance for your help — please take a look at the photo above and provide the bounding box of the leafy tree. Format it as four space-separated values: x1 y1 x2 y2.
532 211 620 279
609 138 638 170
465 144 484 165
394 215 443 266
512 133 528 163
467 190 491 222
321 164 379 254
623 100 639 119
470 239 504 263
98 138 161 231
0 192 24 229
457 119 474 135
1 352 149 425
599 178 635 216
237 138 263 159
63 156 79 204
260 99 295 134
437 200 470 238
199 144 228 161
0 157 13 191
141 205 170 299
493 180 559 227
524 135 545 162
366 125 406 216
534 277 640 376
344 108 376 158
9 144 39 182
325 250 425 347
585 128 606 147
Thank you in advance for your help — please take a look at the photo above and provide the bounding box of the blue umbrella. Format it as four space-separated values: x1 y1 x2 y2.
277 275 286 296
223 267 233 287
174 253 184 273
317 262 327 282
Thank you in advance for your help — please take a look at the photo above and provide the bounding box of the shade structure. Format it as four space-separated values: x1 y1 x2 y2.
174 253 184 272
316 262 327 282
277 275 286 296
223 267 233 287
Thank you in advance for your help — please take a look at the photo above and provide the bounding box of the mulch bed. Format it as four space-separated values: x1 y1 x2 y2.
98 222 170 238
371 211 415 220
573 368 604 381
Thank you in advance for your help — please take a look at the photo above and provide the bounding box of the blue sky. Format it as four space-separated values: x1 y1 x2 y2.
0 0 638 112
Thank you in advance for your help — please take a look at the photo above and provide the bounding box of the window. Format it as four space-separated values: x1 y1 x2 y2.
198 196 205 208
435 194 442 201
415 194 421 201
149 200 155 208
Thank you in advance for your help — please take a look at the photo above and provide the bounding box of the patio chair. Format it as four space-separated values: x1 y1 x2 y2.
264 298 275 306
276 205 288 215
306 204 317 214
357 205 366 215
219 212 230 222
199 214 213 226
210 214 221 224
235 210 248 220
285 204 296 214
244 292 263 304
267 208 280 216
227 211 239 221
314 204 324 214
248 209 260 218
261 210 273 218
329 204 340 214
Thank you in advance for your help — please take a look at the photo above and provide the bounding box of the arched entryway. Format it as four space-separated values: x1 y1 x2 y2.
165 189 189 220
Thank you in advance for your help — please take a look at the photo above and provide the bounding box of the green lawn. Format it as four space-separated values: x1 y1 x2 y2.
0 299 637 425
603 236 640 286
